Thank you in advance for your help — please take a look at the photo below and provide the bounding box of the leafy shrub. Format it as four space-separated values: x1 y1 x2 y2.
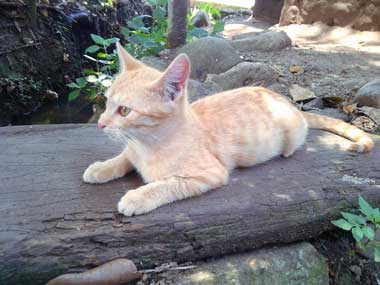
332 196 380 262
67 34 118 102
68 0 225 102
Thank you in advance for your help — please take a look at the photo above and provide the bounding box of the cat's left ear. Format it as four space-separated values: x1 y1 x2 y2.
159 53 190 102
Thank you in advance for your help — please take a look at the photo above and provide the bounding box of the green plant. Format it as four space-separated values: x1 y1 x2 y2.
68 1 225 102
187 3 224 40
332 196 380 262
121 0 168 58
67 34 119 102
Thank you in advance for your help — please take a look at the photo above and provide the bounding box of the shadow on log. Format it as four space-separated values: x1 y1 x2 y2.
0 124 379 285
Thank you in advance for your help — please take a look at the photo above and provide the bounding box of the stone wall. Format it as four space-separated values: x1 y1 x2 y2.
279 0 380 31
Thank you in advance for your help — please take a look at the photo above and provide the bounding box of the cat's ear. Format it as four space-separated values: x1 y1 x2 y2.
159 53 190 102
116 41 142 72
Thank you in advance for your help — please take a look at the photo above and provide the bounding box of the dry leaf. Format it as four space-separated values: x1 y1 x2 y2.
321 96 343 108
289 66 305 75
351 106 380 133
342 103 358 115
289 84 316 102
351 116 377 133
47 258 142 285
63 53 70 63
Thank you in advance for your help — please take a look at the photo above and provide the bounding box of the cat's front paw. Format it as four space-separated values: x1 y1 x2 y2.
83 161 113 184
117 190 158 216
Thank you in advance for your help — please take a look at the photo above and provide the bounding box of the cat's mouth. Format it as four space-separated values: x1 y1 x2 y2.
104 128 129 143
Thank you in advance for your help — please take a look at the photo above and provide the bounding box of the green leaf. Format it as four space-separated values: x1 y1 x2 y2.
212 21 224 34
153 7 166 19
189 28 209 38
91 34 107 46
359 196 374 218
97 52 107 59
121 27 131 40
373 208 380 222
331 219 353 231
363 226 375 241
375 248 380 262
86 75 98 83
101 79 113 87
105 37 119 46
76 77 87 88
67 83 79 89
85 45 100 54
68 89 80 101
341 212 366 225
352 227 364 242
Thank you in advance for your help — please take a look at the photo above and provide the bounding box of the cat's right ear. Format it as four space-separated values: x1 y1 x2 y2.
116 42 142 72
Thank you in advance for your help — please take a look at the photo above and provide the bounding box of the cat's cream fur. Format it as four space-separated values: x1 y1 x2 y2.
83 42 374 216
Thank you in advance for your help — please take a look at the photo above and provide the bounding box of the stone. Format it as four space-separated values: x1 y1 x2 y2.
187 79 213 102
203 62 278 91
176 242 329 285
252 0 285 23
141 56 169 71
354 79 380 108
191 10 211 27
178 37 242 80
231 30 292 52
279 0 380 31
341 79 368 91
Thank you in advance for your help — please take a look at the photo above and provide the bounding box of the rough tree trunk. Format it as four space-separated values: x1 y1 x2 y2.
0 125 379 285
27 0 37 26
167 0 188 49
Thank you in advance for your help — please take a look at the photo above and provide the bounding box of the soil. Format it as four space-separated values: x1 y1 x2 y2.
312 231 380 285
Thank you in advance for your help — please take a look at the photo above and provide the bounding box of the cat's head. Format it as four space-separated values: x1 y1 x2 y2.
98 42 191 138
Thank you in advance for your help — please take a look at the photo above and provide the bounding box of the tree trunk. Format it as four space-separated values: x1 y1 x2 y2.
167 0 188 49
27 0 37 26
0 124 379 285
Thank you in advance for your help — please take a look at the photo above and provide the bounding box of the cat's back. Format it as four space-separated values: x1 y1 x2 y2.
191 86 293 120
190 86 305 169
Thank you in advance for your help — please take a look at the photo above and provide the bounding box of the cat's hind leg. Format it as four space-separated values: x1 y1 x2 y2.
83 150 134 184
117 165 229 216
281 124 308 158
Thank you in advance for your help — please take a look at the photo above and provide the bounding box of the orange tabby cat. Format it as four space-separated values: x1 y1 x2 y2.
83 42 374 216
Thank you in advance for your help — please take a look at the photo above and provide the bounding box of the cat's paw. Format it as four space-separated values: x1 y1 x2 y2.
117 190 158 216
83 161 114 184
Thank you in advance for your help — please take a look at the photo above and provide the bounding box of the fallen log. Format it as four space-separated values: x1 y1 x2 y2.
0 124 379 285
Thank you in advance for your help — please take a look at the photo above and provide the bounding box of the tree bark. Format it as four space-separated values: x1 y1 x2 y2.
167 0 188 49
27 0 37 27
0 124 379 285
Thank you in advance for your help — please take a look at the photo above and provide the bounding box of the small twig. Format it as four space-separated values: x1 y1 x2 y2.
334 261 341 284
0 42 41 56
139 265 197 274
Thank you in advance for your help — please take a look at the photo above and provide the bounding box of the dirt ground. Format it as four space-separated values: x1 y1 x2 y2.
223 17 380 130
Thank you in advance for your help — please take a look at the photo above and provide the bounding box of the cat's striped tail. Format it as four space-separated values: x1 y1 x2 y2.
302 112 374 153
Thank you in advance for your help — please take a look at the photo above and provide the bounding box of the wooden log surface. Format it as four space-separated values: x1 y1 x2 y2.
1 124 380 285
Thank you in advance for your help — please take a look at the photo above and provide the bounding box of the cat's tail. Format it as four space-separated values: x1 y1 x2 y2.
302 112 374 153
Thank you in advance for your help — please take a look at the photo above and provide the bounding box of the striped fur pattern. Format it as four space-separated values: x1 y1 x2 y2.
83 43 374 216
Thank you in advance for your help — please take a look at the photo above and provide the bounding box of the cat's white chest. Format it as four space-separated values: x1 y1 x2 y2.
126 146 170 183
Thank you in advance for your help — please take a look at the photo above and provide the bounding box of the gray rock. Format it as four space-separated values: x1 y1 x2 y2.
187 79 213 102
191 10 211 27
341 78 368 91
177 242 329 285
232 30 292 52
203 62 278 91
354 79 380 108
141 56 168 71
178 37 242 80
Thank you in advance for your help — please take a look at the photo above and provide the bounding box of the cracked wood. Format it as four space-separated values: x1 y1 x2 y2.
0 124 379 285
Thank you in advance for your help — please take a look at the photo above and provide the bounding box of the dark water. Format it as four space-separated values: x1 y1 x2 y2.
11 102 94 125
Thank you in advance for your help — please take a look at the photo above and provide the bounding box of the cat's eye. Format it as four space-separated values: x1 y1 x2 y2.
118 106 130 117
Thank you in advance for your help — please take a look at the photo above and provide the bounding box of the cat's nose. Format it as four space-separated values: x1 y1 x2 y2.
98 123 106 129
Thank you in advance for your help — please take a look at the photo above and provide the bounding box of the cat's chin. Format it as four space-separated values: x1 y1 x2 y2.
104 128 129 143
